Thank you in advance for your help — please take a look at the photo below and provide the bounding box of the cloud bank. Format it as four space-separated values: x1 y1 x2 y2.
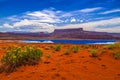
0 7 120 33
100 9 120 14
80 7 102 13
56 17 120 33
0 19 55 33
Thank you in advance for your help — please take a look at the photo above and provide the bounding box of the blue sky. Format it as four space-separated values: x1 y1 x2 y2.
0 0 120 33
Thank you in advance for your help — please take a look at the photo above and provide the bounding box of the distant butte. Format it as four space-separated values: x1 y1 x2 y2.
0 28 120 40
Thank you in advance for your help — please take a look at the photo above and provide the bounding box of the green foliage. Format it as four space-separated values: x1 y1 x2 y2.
64 49 70 55
116 43 120 49
90 49 97 57
54 44 61 51
72 46 79 53
0 45 43 73
117 44 120 49
107 44 114 49
113 51 120 59
83 45 90 49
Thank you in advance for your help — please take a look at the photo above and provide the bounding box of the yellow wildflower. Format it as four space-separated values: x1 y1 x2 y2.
13 56 16 58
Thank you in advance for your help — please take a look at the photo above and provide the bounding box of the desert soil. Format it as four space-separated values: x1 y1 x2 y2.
0 41 120 80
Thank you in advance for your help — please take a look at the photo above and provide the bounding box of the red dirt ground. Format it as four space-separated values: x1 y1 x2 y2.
0 41 120 80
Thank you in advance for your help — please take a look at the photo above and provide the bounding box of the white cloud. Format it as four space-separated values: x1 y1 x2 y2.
6 9 63 23
100 9 120 14
0 9 60 33
59 7 102 19
80 7 102 13
3 23 13 28
60 13 73 17
26 9 62 23
70 18 76 22
94 26 120 33
1 19 55 33
7 15 20 21
1 7 120 33
4 7 102 23
13 19 34 27
16 23 55 33
59 7 102 18
80 20 83 23
55 17 120 33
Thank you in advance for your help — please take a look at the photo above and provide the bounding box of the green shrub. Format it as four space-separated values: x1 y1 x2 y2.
83 45 90 49
117 44 120 49
64 49 70 55
90 49 97 57
72 46 79 53
54 44 61 51
113 51 120 59
116 43 120 49
107 44 114 49
0 45 43 73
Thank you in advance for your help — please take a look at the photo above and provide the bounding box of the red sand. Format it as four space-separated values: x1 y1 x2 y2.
0 42 120 80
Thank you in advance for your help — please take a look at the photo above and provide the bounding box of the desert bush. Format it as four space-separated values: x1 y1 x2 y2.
64 49 70 55
102 44 114 50
117 44 120 48
102 45 108 49
46 54 51 58
83 45 90 49
90 49 97 57
116 43 120 49
0 45 43 73
44 47 50 50
107 44 114 49
49 45 54 49
54 44 61 51
113 51 120 59
72 46 79 53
